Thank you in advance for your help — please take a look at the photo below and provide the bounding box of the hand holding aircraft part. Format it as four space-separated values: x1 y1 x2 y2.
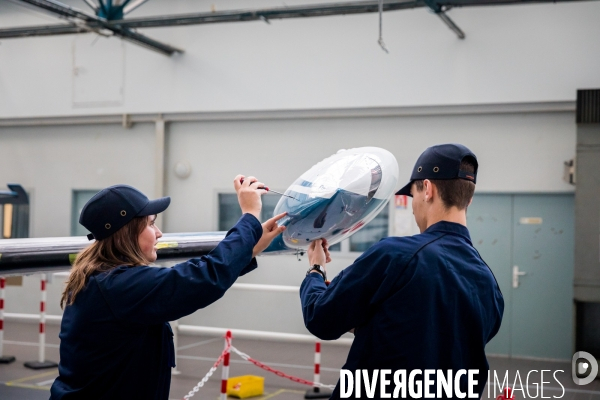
265 147 399 253
239 179 299 201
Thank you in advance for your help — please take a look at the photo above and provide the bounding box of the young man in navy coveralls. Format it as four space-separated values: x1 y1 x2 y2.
301 144 504 399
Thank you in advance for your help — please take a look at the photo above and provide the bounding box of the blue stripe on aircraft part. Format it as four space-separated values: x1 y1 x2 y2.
279 189 385 248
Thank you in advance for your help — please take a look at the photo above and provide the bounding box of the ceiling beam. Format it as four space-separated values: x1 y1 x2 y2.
8 0 183 55
1 0 597 51
0 24 87 38
108 0 597 29
111 0 424 29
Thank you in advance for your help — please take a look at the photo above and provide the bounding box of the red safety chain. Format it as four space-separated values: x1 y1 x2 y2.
246 355 315 386
213 338 231 370
182 335 232 400
229 344 336 389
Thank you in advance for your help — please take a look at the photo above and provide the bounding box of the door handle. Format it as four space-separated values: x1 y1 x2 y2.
513 265 527 289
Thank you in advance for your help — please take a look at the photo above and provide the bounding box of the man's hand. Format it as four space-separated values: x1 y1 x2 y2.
308 239 332 267
234 174 266 220
253 212 287 257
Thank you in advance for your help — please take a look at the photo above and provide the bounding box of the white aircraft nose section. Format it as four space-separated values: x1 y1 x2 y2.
270 147 399 251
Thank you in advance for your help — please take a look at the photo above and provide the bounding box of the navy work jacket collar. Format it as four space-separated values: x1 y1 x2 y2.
424 220 472 244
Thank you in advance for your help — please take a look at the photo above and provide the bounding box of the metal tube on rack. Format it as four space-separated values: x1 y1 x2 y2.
0 232 295 276
0 232 223 275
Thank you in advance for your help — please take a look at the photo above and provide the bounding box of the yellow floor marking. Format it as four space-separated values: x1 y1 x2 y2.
5 369 58 391
257 388 306 399
5 383 51 391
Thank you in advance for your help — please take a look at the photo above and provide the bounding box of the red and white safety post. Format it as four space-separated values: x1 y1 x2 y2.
171 320 181 375
220 330 232 400
0 277 16 363
314 341 322 385
24 274 58 369
304 340 332 399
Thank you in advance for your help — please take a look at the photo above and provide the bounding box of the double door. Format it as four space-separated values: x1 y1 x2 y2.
467 194 574 360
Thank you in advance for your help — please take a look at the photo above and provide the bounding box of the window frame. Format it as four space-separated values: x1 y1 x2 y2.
71 189 101 237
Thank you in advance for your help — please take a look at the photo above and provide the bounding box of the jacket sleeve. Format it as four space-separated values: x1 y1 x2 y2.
95 213 263 324
300 240 399 340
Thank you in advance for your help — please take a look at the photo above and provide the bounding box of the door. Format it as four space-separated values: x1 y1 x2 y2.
467 195 512 356
511 194 574 359
467 194 574 359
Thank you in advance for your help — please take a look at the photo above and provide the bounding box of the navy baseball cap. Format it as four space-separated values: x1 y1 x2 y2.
79 185 170 240
396 144 478 196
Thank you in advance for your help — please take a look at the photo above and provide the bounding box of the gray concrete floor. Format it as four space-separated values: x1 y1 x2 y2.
0 322 598 399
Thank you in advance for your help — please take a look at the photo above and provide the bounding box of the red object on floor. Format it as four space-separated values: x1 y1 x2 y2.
496 387 515 400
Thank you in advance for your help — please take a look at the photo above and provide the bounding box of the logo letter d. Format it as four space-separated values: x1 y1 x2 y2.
340 370 354 398
572 351 598 385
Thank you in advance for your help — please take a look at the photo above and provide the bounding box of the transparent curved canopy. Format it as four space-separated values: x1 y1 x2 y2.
268 147 399 252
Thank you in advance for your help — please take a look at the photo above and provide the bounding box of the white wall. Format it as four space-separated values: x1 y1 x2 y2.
164 111 575 234
0 123 156 318
1 0 600 117
0 0 586 336
0 123 156 237
0 109 575 334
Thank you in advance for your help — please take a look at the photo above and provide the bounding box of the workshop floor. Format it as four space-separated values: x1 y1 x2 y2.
0 322 598 400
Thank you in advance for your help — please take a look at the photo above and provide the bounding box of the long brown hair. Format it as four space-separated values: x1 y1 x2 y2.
60 216 149 308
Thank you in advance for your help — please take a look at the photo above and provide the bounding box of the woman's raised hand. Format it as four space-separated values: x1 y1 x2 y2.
234 175 266 220
253 212 287 257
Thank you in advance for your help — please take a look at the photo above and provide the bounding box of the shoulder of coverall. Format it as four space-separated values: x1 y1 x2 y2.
360 230 448 271
423 220 472 244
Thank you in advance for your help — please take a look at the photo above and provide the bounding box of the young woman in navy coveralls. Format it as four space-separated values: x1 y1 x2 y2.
50 176 285 400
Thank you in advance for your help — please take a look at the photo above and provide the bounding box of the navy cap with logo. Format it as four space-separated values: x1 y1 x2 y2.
79 185 171 241
396 143 478 197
